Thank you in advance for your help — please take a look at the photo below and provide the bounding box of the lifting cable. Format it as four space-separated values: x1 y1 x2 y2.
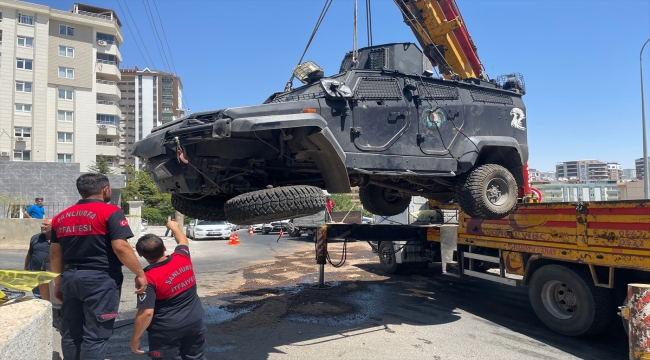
284 0 333 92
352 0 359 65
365 0 373 47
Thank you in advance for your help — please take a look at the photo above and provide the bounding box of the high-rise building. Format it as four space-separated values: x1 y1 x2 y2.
118 67 184 171
635 158 648 179
623 169 637 181
556 160 620 182
0 1 123 172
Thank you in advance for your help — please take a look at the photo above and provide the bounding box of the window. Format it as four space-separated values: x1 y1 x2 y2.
97 114 119 126
58 110 73 121
18 14 34 26
57 132 73 143
58 67 74 79
58 89 73 100
15 81 32 93
16 58 33 70
57 154 72 163
58 46 74 57
14 151 30 161
15 104 32 114
162 115 173 121
14 127 31 137
162 77 173 83
59 24 74 36
96 32 115 44
17 36 33 48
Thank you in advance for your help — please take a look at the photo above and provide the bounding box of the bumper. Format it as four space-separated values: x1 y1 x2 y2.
194 230 231 239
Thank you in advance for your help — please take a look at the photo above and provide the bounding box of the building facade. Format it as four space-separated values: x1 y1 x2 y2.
533 181 620 202
118 67 183 171
0 1 123 172
556 160 620 182
635 158 647 180
623 168 637 181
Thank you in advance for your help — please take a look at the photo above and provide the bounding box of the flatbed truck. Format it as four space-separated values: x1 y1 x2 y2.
324 200 650 337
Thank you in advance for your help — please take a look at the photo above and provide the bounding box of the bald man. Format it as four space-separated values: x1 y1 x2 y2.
24 218 53 300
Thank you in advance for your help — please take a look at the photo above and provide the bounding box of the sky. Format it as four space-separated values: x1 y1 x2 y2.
38 0 650 171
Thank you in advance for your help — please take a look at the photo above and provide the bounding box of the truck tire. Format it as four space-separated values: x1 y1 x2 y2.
286 222 301 237
224 185 326 225
359 184 411 216
528 264 615 336
455 164 517 220
378 241 401 274
171 193 227 221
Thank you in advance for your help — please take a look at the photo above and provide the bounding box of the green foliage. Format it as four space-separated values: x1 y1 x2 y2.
87 155 114 174
0 193 28 218
329 194 373 217
121 165 175 225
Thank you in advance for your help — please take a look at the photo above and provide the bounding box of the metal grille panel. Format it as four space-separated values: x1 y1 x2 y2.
339 53 353 73
416 82 459 100
368 48 387 69
355 78 402 100
271 91 325 103
470 90 513 104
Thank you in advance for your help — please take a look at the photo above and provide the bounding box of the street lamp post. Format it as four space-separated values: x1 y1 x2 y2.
641 38 650 199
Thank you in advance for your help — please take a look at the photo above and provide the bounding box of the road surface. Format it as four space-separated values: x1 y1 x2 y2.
0 226 628 359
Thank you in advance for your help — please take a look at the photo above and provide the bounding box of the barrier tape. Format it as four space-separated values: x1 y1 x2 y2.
0 270 59 292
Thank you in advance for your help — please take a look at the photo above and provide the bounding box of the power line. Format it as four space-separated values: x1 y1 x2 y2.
118 0 157 69
114 0 149 69
151 0 179 75
142 0 172 73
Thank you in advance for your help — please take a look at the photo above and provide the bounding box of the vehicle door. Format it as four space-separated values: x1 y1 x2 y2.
350 76 410 152
414 79 464 155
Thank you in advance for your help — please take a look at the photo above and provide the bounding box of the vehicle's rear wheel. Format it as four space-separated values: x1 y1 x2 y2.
171 194 227 221
455 164 517 219
359 184 411 216
225 185 326 225
529 264 615 336
286 222 301 237
378 241 401 274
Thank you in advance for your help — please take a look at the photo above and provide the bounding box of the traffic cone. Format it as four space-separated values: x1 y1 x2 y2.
248 226 254 236
279 228 285 237
228 233 240 245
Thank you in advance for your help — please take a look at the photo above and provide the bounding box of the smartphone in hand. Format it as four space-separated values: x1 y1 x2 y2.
170 213 176 221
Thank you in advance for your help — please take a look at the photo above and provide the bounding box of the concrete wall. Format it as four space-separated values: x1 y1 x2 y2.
0 299 53 360
0 162 126 218
0 219 42 250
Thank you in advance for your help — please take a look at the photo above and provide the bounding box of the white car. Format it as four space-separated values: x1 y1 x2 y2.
252 224 264 232
186 220 232 240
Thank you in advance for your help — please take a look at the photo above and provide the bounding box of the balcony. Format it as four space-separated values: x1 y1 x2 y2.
96 39 122 62
97 100 122 119
96 79 121 101
96 141 120 157
96 60 121 82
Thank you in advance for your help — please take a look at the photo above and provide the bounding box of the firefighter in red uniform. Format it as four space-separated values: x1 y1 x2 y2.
50 173 148 360
131 216 206 359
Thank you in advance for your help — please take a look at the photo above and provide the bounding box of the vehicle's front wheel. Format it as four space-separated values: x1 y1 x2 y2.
378 241 401 274
225 186 326 225
359 184 411 216
171 194 227 221
455 164 517 220
529 264 615 336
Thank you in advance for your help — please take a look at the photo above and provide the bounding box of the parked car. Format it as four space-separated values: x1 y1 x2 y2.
229 222 240 231
186 220 232 240
262 220 290 235
252 224 264 232
362 216 373 224
141 218 149 234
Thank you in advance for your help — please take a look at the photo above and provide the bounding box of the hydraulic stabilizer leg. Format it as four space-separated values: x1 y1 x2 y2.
312 225 331 290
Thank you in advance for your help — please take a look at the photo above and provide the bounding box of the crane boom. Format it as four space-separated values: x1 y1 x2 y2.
396 0 485 80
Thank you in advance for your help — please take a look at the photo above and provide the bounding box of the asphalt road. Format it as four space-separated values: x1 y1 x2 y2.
0 226 629 359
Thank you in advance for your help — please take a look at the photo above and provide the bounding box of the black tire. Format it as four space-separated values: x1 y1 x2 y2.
359 184 411 216
378 241 401 274
171 194 227 221
224 186 326 225
262 229 269 235
528 264 615 336
455 164 517 220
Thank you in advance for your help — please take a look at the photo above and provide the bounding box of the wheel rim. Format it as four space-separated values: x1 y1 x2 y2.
541 280 578 320
382 189 401 204
485 178 509 206
379 245 393 266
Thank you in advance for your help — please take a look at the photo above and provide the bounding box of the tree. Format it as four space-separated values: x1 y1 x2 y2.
329 194 373 217
122 165 174 225
87 155 114 174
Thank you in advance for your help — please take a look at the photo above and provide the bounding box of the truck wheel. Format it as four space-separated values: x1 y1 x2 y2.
171 193 227 221
529 264 615 336
455 164 517 220
359 184 411 216
378 241 401 274
225 185 326 225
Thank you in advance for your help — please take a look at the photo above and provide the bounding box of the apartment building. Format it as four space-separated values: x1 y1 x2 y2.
556 160 620 182
635 157 647 180
533 181 620 202
623 168 637 181
118 67 183 171
0 1 123 172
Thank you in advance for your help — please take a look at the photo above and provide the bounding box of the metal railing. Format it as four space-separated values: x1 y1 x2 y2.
0 203 69 219
96 79 116 85
97 100 117 106
97 59 116 66
77 10 114 21
97 38 116 44
96 141 119 147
